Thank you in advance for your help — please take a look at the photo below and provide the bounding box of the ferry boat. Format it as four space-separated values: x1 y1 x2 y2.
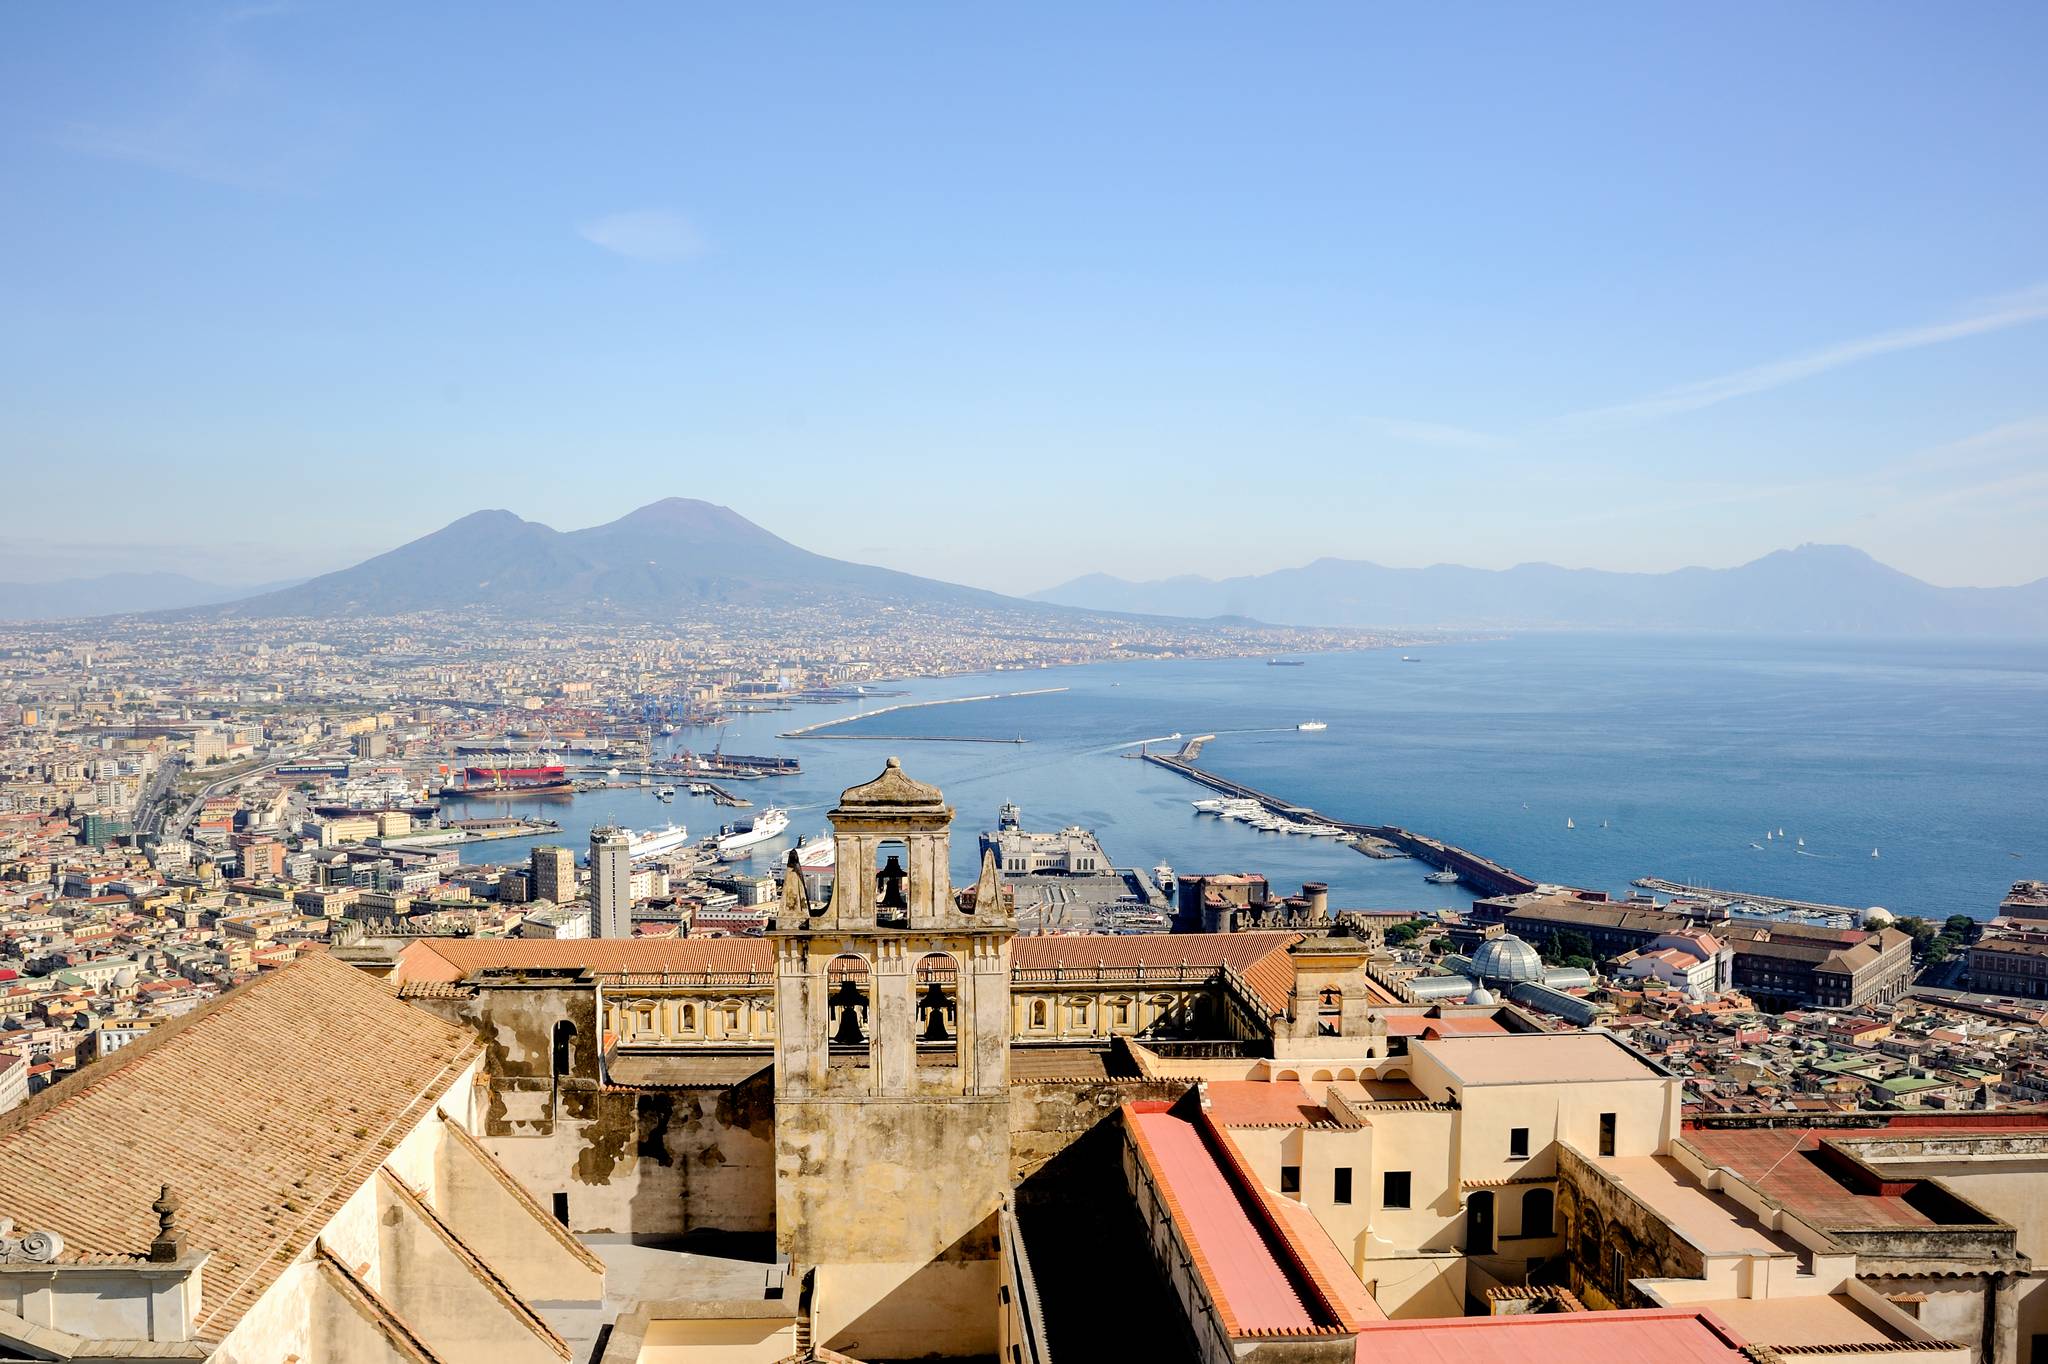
1426 868 1461 885
1296 721 1328 732
627 822 691 862
716 807 791 859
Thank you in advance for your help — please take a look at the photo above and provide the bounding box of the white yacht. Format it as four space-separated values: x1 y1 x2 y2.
1296 721 1327 732
1191 798 1229 813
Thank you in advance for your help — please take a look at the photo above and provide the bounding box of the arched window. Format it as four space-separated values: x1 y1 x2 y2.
1318 984 1344 1036
551 1020 576 1078
874 839 910 923
827 953 871 1062
1310 1069 1334 1083
1465 1189 1496 1254
1029 998 1048 1029
680 1003 696 1032
1522 1187 1555 1238
916 952 960 1066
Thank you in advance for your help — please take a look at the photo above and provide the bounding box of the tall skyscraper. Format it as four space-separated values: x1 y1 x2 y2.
530 844 575 905
589 826 632 939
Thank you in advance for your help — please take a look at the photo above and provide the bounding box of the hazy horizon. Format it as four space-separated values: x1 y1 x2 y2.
6 4 2046 594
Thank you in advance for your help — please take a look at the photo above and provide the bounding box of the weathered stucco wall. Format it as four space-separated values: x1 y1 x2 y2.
412 982 777 1237
1556 1142 1705 1310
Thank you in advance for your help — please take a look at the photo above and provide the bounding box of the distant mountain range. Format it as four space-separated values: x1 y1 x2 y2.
0 572 297 622
1035 545 2048 636
212 498 1017 619
12 512 2041 637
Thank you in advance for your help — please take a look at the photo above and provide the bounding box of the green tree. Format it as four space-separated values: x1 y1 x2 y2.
1542 929 1595 966
1385 921 1422 948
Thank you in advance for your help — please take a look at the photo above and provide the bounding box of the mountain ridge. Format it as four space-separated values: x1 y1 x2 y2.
0 572 301 622
1033 544 2048 635
211 497 1021 620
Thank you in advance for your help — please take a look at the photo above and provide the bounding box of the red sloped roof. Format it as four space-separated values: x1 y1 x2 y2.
1123 1104 1320 1334
1351 1308 1750 1364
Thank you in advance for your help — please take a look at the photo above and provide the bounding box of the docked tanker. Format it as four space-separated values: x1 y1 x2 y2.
446 764 576 797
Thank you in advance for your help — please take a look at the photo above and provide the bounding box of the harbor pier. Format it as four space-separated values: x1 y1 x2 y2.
1142 753 1545 900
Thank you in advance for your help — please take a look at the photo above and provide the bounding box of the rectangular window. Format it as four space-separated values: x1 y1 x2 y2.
1334 1167 1353 1204
1509 1127 1530 1159
1383 1171 1411 1209
1280 1165 1301 1195
1599 1112 1617 1158
551 1192 569 1226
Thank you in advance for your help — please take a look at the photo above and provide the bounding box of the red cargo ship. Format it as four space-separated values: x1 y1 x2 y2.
453 764 575 796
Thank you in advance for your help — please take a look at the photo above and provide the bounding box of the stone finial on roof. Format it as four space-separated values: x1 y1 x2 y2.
782 849 812 921
149 1184 184 1263
836 756 945 809
973 846 1001 916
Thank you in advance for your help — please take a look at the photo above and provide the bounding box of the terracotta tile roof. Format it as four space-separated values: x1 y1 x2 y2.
1679 1124 2037 1231
394 937 773 983
396 930 1305 1012
1203 1080 1333 1128
1014 931 1302 1015
0 954 482 1343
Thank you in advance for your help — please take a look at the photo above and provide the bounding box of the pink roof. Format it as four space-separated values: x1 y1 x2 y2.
1352 1309 1750 1364
1203 1080 1331 1128
1384 1014 1509 1037
1124 1105 1319 1333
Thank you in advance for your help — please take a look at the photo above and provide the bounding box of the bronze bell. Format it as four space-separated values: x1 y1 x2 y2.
876 854 909 911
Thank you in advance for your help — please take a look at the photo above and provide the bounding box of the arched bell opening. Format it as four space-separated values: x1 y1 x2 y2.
825 953 872 1067
874 838 910 926
915 951 961 1067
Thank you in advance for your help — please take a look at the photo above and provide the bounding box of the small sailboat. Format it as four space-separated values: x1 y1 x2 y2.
1766 831 1773 842
1871 847 1880 859
1796 837 1804 848
1777 827 1786 839
1565 817 1575 830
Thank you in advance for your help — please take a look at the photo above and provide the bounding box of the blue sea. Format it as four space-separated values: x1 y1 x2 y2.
444 634 2048 921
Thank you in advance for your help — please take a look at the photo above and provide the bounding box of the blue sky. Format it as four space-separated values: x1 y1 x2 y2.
4 3 2045 594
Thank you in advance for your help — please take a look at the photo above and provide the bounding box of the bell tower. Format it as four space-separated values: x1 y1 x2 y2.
770 758 1014 1359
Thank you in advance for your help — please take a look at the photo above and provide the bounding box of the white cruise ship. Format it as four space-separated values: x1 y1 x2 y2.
794 831 835 868
716 807 791 859
627 822 690 861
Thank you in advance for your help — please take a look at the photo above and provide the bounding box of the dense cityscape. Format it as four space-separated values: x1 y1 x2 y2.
9 3 2048 1362
0 592 2044 1364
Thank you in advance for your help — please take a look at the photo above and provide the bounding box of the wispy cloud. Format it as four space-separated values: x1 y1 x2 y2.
56 5 357 192
1372 419 1507 451
1893 414 2048 476
1569 284 2048 428
577 209 705 263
